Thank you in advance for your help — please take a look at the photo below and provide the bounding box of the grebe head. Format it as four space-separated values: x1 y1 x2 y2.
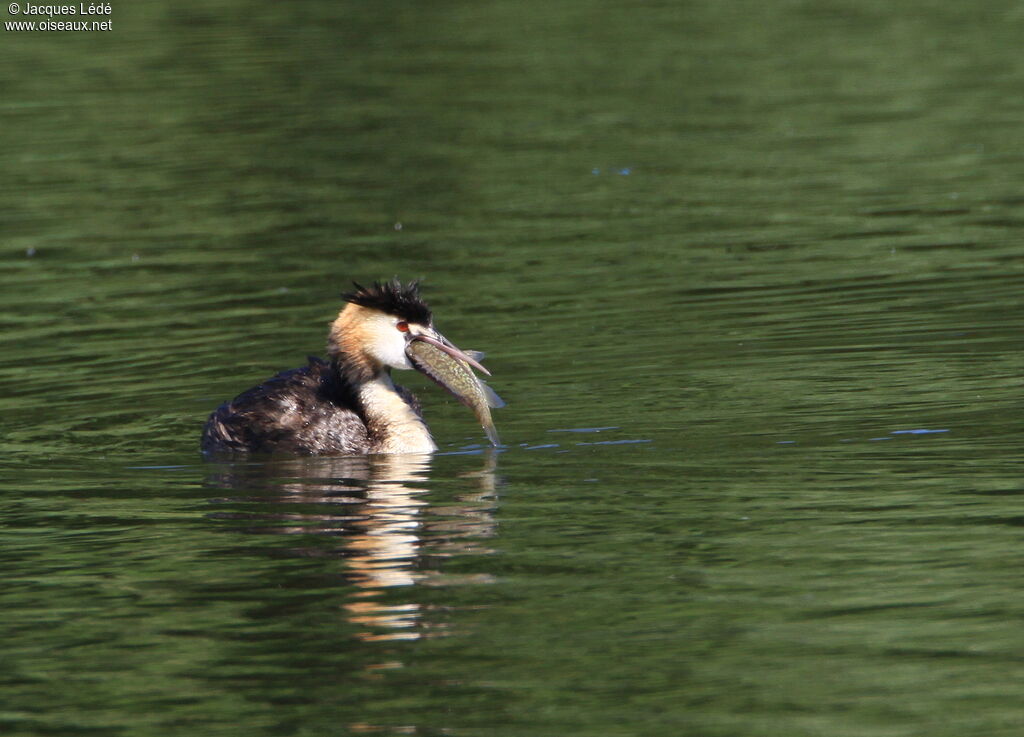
329 279 488 381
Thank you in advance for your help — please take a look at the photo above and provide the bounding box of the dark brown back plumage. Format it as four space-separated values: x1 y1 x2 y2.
200 357 422 455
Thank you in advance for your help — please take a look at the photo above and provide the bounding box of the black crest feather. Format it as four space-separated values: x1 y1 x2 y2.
341 279 432 325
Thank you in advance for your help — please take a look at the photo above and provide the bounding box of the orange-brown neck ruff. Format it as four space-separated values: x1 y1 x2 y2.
327 303 381 384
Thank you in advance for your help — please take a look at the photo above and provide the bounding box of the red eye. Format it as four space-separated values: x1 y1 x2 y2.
396 321 409 332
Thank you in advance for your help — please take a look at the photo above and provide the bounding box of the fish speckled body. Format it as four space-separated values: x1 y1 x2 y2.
406 339 504 446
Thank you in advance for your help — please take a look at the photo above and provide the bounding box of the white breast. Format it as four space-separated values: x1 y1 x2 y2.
358 376 437 454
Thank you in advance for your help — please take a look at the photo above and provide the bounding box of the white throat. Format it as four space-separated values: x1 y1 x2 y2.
358 375 437 454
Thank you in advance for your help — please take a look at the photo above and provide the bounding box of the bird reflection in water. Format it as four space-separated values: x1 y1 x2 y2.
204 452 498 643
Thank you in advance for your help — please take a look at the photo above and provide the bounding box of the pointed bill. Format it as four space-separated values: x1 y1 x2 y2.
410 334 491 376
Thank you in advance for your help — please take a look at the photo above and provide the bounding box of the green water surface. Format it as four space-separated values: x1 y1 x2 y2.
2 2 1024 735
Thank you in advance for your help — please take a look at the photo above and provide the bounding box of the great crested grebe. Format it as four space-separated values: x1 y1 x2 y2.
201 280 495 455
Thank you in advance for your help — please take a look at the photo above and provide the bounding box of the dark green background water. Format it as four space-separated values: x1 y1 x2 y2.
3 2 1024 735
